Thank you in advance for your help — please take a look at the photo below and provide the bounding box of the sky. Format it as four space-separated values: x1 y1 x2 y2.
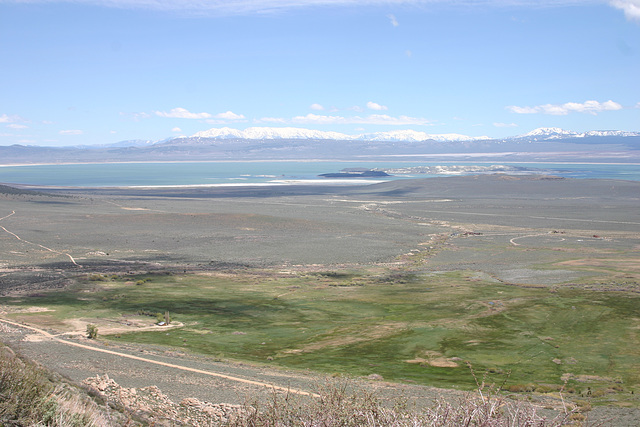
1 0 639 147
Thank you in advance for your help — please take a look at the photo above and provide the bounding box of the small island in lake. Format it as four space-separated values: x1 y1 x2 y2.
319 168 391 178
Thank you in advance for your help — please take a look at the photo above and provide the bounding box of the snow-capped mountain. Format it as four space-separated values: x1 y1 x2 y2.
516 127 580 139
582 130 640 137
191 127 490 142
511 127 640 141
354 130 490 142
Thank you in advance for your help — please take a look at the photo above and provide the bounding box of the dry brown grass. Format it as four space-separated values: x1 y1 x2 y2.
228 378 581 427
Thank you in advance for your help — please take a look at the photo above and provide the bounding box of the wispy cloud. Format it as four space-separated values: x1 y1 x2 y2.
214 110 245 120
6 123 28 129
310 103 324 111
0 113 24 124
493 122 518 128
59 129 83 135
610 0 640 22
507 100 623 115
388 14 399 27
154 108 245 122
366 101 388 111
205 111 247 124
0 1 608 16
271 113 433 126
155 107 212 119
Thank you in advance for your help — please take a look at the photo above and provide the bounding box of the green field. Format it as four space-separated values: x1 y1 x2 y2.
5 267 638 401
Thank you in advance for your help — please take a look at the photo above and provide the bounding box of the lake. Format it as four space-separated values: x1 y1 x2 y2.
0 161 638 188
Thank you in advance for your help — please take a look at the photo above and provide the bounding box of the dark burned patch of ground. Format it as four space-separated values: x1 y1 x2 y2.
0 184 43 196
0 269 70 296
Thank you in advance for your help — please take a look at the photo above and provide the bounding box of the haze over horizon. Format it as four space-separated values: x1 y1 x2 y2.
1 0 639 147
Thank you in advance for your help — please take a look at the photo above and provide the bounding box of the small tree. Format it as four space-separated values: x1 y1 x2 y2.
86 324 98 339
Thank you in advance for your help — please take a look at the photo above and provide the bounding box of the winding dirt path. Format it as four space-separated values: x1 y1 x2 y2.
0 210 82 267
0 317 319 398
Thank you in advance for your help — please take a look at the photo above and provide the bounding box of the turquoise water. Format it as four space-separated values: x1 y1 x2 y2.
0 161 638 187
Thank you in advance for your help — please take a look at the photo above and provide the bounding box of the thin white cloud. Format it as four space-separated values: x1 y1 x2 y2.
610 0 640 22
310 103 324 111
493 122 518 128
388 14 399 27
6 123 28 129
0 113 23 124
0 1 606 16
155 108 245 122
59 129 83 135
205 111 247 124
288 113 432 126
256 116 287 124
214 110 245 120
366 101 388 111
155 107 212 119
172 127 182 132
508 100 623 115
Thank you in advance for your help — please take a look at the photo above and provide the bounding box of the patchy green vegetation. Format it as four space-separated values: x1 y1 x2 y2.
4 268 639 406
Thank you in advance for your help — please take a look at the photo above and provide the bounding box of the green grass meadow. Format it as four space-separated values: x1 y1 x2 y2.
5 269 639 401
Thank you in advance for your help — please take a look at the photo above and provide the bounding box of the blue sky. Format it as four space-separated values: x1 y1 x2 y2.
1 0 639 146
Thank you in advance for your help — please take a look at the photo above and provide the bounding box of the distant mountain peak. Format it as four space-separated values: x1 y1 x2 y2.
519 128 578 138
512 127 639 141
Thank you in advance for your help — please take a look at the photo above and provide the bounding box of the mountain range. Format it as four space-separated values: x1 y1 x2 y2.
190 127 492 142
1 127 638 165
189 126 640 143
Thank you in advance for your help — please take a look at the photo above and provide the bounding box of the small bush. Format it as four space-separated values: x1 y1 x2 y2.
86 324 98 339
